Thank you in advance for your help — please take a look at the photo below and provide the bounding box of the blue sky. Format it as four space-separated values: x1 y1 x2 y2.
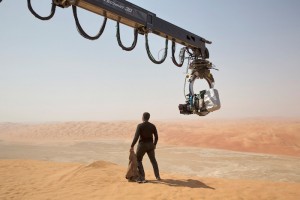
0 0 300 122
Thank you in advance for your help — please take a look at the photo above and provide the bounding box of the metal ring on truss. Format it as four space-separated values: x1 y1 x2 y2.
189 73 214 96
116 22 138 51
27 0 56 20
187 75 214 116
72 5 107 40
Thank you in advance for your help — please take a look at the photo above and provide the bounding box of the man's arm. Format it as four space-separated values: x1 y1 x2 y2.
131 125 140 148
153 125 158 146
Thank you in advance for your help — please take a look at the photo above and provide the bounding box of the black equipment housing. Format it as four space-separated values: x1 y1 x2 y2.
76 0 211 58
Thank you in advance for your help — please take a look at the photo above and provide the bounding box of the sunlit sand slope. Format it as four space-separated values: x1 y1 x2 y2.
1 159 300 200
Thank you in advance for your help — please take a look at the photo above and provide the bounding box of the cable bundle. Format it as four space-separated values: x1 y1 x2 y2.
26 1 193 66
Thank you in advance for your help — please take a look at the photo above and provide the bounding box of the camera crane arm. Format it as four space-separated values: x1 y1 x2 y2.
25 0 212 64
74 0 211 56
1 0 221 116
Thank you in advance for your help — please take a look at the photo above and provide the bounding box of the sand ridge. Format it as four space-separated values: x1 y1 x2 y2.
0 119 299 156
1 119 300 199
1 159 300 200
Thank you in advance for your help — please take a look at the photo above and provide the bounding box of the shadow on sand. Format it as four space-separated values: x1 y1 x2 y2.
148 179 215 189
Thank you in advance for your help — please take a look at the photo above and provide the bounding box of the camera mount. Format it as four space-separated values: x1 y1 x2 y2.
179 57 220 116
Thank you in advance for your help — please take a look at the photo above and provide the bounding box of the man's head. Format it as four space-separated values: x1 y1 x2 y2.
142 112 150 122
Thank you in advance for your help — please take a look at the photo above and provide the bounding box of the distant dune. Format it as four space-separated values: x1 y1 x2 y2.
0 118 299 156
1 120 300 199
1 159 299 200
158 119 300 157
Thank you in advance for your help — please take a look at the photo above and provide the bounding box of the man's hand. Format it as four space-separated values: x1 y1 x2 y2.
130 147 134 152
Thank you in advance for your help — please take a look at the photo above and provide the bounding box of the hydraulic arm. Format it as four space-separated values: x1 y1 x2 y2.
2 0 221 116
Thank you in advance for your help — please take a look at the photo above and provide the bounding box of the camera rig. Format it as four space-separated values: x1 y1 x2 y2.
179 54 221 116
1 0 221 116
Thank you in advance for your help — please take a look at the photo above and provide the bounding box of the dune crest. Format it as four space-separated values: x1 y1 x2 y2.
0 159 299 200
0 119 299 156
87 160 117 168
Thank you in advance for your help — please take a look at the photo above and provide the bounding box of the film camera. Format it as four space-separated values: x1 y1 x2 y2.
179 59 221 116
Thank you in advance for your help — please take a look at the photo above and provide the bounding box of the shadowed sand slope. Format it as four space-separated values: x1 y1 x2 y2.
1 159 300 200
0 119 299 156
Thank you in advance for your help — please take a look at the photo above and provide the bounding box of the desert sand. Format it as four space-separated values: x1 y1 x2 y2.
1 118 299 156
0 119 300 199
1 159 300 200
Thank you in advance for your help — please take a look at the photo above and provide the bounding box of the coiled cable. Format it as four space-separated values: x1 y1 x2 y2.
72 5 107 40
171 40 185 67
145 33 168 64
27 0 56 20
116 22 138 51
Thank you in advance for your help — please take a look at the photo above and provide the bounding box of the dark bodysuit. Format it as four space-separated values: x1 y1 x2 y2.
131 121 160 180
131 121 158 147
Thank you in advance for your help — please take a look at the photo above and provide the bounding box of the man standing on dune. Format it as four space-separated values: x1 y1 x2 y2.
130 112 161 183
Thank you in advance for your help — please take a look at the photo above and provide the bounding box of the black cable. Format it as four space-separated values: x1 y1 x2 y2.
72 5 107 40
171 40 185 67
116 22 138 51
204 47 209 59
27 0 56 21
145 33 168 64
186 48 194 57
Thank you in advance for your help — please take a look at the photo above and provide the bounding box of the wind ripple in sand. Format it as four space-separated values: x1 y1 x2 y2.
0 119 299 156
1 159 300 200
1 141 300 182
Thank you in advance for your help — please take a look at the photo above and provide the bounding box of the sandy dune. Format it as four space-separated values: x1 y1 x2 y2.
1 119 300 199
1 159 300 200
2 140 300 182
1 119 299 156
